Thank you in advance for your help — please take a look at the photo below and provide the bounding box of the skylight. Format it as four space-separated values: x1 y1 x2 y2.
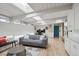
33 16 42 21
13 3 34 13
0 19 9 23
20 3 34 12
13 3 46 25
20 3 30 7
33 16 46 25
26 13 38 18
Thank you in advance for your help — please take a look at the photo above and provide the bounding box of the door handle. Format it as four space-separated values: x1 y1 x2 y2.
68 30 72 32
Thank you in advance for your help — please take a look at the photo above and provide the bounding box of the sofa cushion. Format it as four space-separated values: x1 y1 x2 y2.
29 35 40 40
29 35 36 40
22 39 42 45
36 35 40 40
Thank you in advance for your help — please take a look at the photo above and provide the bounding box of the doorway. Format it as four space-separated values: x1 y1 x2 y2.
54 25 59 38
54 22 64 41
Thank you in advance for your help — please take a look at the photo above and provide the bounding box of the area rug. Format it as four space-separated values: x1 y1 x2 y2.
25 47 41 56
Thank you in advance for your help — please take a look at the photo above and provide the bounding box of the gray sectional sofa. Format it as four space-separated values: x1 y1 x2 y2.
19 35 48 48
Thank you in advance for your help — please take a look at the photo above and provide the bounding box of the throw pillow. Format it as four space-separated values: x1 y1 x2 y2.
24 35 29 39
6 35 14 42
40 35 44 40
0 37 7 45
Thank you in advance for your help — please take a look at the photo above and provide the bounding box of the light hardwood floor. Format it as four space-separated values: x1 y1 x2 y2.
0 38 68 56
40 38 67 56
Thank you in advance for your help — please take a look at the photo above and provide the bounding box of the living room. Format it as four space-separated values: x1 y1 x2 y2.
0 3 79 57
0 3 69 56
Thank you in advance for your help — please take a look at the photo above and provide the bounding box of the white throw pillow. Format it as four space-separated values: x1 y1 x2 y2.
6 35 14 42
40 35 44 40
24 35 29 39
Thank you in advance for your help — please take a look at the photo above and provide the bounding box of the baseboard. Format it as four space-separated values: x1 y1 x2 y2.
65 48 70 56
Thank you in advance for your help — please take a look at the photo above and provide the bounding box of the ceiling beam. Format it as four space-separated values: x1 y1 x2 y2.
43 16 67 21
0 14 11 18
43 16 67 24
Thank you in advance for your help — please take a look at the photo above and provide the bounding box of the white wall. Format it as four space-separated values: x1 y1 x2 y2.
65 3 79 56
64 4 75 56
0 22 34 36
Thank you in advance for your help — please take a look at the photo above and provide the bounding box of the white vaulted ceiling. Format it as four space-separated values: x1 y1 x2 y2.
28 3 72 12
0 3 73 25
28 3 72 25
